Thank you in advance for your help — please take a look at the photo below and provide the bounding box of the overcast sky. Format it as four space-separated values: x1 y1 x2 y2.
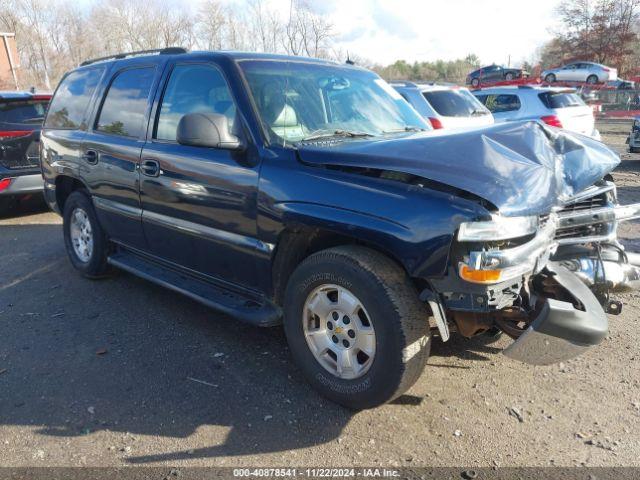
242 0 562 65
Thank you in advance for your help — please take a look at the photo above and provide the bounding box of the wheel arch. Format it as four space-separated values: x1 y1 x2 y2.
55 175 90 213
270 226 428 306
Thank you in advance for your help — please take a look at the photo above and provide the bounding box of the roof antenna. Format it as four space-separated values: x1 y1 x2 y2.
345 51 355 65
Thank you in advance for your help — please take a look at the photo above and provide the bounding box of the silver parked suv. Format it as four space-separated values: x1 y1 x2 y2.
473 86 600 140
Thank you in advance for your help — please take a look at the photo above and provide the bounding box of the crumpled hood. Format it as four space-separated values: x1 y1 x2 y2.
296 121 620 216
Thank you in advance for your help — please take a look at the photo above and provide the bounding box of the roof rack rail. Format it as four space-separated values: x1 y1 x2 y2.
388 80 419 88
80 47 188 67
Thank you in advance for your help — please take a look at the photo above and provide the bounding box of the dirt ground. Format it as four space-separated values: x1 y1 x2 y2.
0 120 639 469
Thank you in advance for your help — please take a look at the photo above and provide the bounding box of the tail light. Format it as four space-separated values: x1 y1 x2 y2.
602 67 610 72
540 115 563 128
0 130 32 138
0 178 12 192
429 117 443 129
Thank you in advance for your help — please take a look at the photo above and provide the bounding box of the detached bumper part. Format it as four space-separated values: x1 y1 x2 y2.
504 262 608 366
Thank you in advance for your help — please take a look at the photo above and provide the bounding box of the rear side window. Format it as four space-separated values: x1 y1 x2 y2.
155 63 236 141
0 99 49 127
476 94 521 113
423 90 487 117
538 92 585 109
45 68 103 129
96 67 155 138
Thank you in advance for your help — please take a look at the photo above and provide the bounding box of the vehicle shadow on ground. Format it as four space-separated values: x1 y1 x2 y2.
0 194 48 220
0 223 434 464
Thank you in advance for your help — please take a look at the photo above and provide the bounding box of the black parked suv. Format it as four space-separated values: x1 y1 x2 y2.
41 49 640 409
0 91 51 211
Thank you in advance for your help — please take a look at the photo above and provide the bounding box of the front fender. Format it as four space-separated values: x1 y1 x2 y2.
274 200 453 278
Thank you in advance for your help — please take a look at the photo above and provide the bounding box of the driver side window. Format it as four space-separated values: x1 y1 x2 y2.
155 63 236 142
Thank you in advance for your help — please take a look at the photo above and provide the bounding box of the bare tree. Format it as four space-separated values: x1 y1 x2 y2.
550 0 640 72
283 0 333 58
1 0 338 90
197 0 227 50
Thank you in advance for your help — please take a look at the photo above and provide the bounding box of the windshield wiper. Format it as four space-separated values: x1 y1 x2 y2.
300 129 374 142
382 126 427 134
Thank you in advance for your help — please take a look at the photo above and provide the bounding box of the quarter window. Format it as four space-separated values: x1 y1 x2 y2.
96 67 155 138
45 67 103 129
477 94 521 113
155 64 236 141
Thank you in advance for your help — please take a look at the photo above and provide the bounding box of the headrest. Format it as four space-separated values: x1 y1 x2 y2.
271 104 298 128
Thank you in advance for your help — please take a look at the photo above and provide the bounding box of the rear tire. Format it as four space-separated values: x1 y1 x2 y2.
586 74 598 85
283 246 431 410
63 190 112 278
505 72 514 81
545 73 556 83
471 78 480 88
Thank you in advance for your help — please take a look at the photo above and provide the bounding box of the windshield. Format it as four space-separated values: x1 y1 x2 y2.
239 60 429 145
422 89 490 117
538 92 585 109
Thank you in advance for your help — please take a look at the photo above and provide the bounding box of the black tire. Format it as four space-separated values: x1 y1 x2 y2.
586 74 598 85
471 78 480 88
505 72 514 81
545 73 556 83
63 190 111 278
283 246 431 410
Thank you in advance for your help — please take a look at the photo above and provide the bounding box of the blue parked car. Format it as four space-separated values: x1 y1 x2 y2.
41 49 640 409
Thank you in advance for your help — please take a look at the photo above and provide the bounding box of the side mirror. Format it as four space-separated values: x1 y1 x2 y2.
176 113 244 150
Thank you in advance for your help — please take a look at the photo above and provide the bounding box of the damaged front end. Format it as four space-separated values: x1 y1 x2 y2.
430 179 640 365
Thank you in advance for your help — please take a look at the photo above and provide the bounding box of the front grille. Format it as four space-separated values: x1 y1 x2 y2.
554 223 608 240
554 182 616 244
560 191 608 212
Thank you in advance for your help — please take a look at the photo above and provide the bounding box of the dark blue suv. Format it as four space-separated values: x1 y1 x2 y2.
41 48 640 409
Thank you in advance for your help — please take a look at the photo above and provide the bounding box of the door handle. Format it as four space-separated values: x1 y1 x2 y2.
140 158 160 177
82 150 98 165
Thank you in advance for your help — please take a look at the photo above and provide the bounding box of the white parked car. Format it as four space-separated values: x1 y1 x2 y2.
542 62 617 85
473 86 601 140
391 82 494 129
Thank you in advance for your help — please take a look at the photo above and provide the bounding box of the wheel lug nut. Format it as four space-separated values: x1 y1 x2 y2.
348 330 355 338
332 335 338 344
327 322 333 330
343 316 350 324
342 339 350 348
332 312 339 320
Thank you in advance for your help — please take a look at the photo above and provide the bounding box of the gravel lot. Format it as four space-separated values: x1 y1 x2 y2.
0 120 639 469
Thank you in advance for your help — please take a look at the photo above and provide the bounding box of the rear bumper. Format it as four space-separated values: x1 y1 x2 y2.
0 173 44 196
504 262 608 365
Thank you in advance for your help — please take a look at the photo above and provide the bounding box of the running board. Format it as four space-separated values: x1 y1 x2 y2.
108 250 282 327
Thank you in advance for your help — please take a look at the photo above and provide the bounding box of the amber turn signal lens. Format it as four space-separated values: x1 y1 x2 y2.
459 265 502 284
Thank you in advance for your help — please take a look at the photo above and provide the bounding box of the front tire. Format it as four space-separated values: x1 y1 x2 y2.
283 246 431 409
63 190 111 278
505 72 514 81
471 78 480 88
545 73 556 83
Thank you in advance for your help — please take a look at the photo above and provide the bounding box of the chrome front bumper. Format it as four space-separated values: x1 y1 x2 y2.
467 181 640 283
